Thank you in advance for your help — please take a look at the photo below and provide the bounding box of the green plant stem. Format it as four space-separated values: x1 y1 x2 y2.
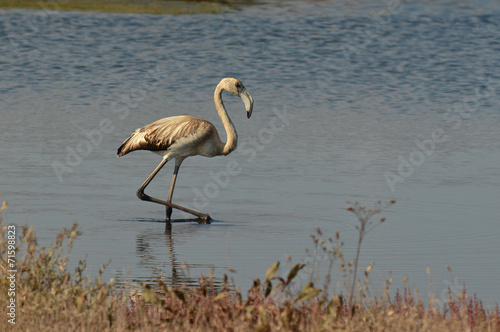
349 223 365 304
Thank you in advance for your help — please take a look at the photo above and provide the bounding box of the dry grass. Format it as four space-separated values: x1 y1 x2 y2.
1 199 499 331
0 0 251 15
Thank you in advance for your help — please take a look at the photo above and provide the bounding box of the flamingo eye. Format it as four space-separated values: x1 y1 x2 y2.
235 82 242 89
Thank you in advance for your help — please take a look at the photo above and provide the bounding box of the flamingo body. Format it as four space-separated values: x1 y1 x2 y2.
117 115 223 160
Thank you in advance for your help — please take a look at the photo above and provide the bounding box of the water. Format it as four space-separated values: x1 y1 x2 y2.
1 0 500 306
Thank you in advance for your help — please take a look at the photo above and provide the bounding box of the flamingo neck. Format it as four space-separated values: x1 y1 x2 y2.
214 84 237 155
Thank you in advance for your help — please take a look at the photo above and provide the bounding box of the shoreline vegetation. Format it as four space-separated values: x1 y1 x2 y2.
1 200 500 330
0 0 256 15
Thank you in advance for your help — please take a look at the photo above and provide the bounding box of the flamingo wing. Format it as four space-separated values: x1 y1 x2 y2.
117 115 215 157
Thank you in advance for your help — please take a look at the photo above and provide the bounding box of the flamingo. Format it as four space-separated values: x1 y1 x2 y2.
117 77 254 224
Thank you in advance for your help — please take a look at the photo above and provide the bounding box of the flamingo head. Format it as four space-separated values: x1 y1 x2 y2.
219 77 254 118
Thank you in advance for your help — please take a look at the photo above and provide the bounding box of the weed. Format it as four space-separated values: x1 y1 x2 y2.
346 200 396 303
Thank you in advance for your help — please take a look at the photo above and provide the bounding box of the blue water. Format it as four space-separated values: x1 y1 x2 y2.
1 0 499 306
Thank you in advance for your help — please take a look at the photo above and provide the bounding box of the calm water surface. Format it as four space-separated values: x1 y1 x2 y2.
1 0 500 305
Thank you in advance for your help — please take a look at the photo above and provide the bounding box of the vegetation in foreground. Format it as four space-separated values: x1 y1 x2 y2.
1 200 499 331
0 0 253 15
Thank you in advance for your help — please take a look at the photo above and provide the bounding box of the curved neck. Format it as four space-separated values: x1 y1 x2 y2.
214 84 237 155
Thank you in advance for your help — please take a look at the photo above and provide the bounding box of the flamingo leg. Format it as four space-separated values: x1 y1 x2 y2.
136 159 211 223
136 158 169 200
165 165 180 221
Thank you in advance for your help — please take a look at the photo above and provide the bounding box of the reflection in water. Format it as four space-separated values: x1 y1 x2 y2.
113 223 224 290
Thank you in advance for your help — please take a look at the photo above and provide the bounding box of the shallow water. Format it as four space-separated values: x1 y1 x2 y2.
1 0 500 305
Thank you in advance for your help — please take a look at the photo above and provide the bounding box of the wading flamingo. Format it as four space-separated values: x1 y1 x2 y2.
117 78 254 224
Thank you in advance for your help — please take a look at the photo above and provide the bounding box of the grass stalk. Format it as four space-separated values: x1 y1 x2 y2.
347 200 396 304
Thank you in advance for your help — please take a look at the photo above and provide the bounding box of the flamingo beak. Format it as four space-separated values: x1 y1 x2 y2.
240 89 253 119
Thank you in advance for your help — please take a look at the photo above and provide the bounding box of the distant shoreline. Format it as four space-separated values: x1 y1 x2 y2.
0 0 253 15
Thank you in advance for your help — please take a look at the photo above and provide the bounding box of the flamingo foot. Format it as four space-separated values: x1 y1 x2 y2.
196 214 211 224
166 206 173 221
